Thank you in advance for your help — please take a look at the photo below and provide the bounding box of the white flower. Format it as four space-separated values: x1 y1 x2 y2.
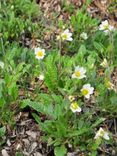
72 66 86 79
100 58 108 68
81 84 94 99
57 29 73 41
99 20 115 34
80 32 88 40
94 127 110 140
70 102 81 113
0 61 4 69
38 74 44 81
68 95 75 102
35 47 46 60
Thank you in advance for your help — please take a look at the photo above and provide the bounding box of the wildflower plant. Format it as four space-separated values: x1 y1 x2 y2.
57 29 73 41
34 47 46 60
99 20 115 34
70 102 82 113
38 74 44 81
0 1 117 156
72 66 86 79
81 84 94 99
80 32 88 40
94 127 110 140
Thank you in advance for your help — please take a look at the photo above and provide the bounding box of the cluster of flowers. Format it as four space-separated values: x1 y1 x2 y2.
70 65 94 111
98 20 115 96
100 58 115 90
33 20 115 141
34 20 115 60
69 65 110 140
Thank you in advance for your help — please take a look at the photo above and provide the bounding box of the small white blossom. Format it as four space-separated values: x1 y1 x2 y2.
81 84 94 99
57 29 73 41
100 58 108 68
0 61 4 69
38 74 44 81
99 20 115 34
35 47 46 60
94 127 110 140
72 66 86 79
80 32 88 40
68 95 75 102
11 5 14 10
70 102 81 113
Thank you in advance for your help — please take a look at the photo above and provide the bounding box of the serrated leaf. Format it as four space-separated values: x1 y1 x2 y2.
93 42 104 52
21 99 42 112
54 145 67 156
45 55 58 91
32 113 41 124
68 127 88 138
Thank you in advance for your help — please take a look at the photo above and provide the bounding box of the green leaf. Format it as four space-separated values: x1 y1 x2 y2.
93 42 104 52
45 55 58 91
21 99 42 112
91 118 106 128
15 152 24 156
32 113 41 124
0 126 6 137
110 95 117 105
68 127 88 138
20 99 31 108
21 99 54 117
54 145 67 156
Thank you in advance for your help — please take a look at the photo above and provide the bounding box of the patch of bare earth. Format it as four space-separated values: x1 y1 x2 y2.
1 112 52 156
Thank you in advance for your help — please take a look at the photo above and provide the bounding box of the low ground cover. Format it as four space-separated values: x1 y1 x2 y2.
0 0 117 155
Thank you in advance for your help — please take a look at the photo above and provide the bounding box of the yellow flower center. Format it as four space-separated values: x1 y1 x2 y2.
71 103 78 110
75 71 81 77
100 130 104 136
106 82 111 87
62 34 68 40
104 25 109 30
82 89 89 96
37 51 43 57
69 96 75 102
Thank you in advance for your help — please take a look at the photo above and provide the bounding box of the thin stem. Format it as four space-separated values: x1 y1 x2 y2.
58 38 62 56
109 31 114 66
0 37 5 56
40 60 45 72
106 31 114 81
58 38 62 74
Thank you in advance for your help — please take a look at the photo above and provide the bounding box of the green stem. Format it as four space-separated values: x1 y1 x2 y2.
109 31 114 66
0 37 5 56
40 60 45 72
